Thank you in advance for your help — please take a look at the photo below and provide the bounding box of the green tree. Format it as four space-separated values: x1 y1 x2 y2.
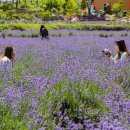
65 0 79 14
0 10 6 19
42 11 52 22
81 0 87 10
112 0 125 15
65 0 79 23
118 0 125 10
44 0 60 11
2 2 13 11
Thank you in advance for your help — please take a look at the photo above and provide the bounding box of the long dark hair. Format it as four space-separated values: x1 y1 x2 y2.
115 40 127 59
4 46 15 60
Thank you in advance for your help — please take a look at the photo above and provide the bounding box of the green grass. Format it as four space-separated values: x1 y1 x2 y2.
0 22 130 31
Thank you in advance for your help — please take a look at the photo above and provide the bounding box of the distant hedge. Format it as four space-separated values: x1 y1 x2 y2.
0 22 130 31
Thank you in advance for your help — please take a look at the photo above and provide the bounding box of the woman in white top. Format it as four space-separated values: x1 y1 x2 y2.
103 40 129 63
0 46 16 73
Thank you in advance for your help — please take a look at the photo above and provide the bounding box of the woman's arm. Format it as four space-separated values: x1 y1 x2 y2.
127 52 130 56
0 55 4 61
110 54 118 63
126 48 130 56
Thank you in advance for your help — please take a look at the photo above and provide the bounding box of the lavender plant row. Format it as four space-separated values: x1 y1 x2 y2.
0 30 130 38
0 31 130 130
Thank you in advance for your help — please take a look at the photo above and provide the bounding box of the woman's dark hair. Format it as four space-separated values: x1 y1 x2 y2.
115 40 128 59
115 40 127 52
41 25 45 28
4 46 14 60
40 25 45 33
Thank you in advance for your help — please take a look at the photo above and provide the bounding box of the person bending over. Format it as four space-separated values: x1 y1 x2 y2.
39 25 49 40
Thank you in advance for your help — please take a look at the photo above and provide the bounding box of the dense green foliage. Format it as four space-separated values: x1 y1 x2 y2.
0 0 80 10
0 0 128 20
0 0 81 20
0 22 130 31
112 0 125 16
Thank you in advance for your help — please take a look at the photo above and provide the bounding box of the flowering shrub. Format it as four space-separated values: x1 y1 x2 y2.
0 30 130 129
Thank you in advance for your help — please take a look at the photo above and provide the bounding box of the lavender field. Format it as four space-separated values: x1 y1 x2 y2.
0 30 130 130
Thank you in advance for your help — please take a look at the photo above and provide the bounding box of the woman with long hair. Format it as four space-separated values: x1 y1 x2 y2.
103 40 129 63
0 46 16 72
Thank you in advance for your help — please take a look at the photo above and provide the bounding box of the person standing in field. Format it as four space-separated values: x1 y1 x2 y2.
39 25 49 40
2 29 5 39
0 46 16 72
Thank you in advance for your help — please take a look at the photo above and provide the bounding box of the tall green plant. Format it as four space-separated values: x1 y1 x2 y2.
65 0 79 23
112 0 125 15
44 0 60 11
